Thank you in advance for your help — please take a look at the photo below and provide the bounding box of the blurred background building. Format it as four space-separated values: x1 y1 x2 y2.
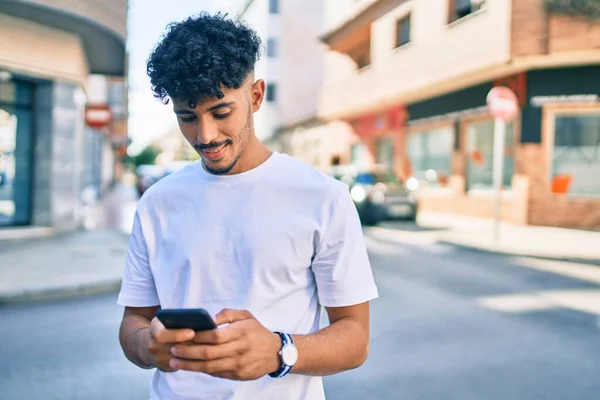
239 0 356 171
0 0 128 232
307 0 600 229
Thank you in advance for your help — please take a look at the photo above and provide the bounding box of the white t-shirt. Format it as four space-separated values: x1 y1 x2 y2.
117 152 379 400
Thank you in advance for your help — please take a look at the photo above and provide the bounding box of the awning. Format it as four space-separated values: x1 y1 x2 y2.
0 0 126 76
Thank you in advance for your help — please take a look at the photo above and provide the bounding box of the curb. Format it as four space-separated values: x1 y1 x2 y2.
0 279 122 306
437 239 600 267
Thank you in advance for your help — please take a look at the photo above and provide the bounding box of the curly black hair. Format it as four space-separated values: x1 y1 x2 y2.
147 12 262 107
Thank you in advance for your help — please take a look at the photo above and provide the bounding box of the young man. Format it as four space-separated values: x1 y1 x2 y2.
118 12 378 400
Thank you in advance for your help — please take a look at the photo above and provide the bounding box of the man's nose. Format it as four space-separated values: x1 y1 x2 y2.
194 119 219 144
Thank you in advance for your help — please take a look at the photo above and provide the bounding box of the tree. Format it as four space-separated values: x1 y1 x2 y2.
545 0 600 18
126 146 160 168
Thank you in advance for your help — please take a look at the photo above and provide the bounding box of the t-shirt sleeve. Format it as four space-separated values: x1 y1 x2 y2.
311 185 379 308
116 209 160 307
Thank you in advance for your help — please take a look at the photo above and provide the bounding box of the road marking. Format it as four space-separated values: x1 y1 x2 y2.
513 257 600 286
364 236 407 256
477 294 555 313
477 289 600 315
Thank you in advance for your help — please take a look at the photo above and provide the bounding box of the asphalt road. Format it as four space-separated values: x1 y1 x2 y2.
1 223 599 400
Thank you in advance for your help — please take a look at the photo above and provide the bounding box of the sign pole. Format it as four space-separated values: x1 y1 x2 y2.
487 86 518 242
492 117 505 241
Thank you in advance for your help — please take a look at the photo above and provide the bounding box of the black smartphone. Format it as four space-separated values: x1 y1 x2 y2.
156 308 217 331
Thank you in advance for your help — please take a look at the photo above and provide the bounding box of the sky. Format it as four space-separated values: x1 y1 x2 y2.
126 0 244 154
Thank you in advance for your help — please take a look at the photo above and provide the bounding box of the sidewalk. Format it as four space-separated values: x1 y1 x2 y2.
0 183 137 305
374 211 600 265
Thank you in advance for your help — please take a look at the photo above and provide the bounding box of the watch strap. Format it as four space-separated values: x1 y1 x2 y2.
268 332 294 378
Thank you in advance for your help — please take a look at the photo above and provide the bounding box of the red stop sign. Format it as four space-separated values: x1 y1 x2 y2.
487 86 518 122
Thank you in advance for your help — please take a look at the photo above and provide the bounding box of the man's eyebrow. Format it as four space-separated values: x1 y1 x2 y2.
206 101 234 112
175 109 195 115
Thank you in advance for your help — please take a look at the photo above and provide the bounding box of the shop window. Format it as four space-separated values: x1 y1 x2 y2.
448 0 485 23
351 142 369 166
395 14 411 48
552 112 600 197
407 126 454 187
376 136 395 171
465 119 514 191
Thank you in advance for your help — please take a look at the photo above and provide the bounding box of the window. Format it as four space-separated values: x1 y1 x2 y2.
395 14 411 48
267 38 277 58
266 83 277 102
465 119 514 191
269 0 279 14
407 126 454 187
551 112 600 197
448 0 485 23
0 79 35 226
376 136 395 170
350 142 369 166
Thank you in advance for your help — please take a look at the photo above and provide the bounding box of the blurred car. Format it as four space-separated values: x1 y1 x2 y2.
330 165 418 225
162 160 192 178
135 164 164 196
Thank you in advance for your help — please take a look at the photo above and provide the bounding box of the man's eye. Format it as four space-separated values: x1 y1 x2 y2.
179 116 197 123
213 113 230 120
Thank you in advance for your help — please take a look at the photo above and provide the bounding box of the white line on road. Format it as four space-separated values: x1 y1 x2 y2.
513 257 600 286
477 289 600 316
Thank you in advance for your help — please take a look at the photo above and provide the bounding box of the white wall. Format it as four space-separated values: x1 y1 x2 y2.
279 0 326 126
319 0 513 118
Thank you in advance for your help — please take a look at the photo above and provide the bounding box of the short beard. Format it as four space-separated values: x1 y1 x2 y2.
202 105 252 176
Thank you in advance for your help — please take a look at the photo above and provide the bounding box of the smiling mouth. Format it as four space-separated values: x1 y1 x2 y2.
200 143 228 161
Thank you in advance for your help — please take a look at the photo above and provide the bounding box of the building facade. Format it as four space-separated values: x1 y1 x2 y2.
318 0 600 229
0 0 128 233
239 0 355 171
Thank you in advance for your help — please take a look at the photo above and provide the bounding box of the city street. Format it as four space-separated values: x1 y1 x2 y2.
1 223 599 400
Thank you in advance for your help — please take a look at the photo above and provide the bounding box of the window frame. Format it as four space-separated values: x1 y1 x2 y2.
406 119 456 189
460 112 520 193
447 0 485 24
542 103 600 198
266 83 277 102
395 13 411 48
269 0 279 14
267 37 277 58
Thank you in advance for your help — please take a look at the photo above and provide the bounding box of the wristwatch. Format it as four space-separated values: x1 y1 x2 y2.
268 332 298 378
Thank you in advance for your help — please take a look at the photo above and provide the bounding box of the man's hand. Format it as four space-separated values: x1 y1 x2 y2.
169 309 281 381
147 317 196 372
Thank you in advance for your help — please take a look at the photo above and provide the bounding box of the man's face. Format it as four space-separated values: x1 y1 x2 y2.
172 77 264 175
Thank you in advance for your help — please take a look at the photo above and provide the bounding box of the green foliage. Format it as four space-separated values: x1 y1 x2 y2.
545 0 600 18
125 146 160 168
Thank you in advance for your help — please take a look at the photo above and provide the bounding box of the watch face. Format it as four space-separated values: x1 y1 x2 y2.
281 344 299 366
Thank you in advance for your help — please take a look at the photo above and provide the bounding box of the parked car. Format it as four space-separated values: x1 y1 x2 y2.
135 164 164 196
329 165 418 225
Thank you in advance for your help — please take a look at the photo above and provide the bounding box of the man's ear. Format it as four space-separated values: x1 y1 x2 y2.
250 79 265 113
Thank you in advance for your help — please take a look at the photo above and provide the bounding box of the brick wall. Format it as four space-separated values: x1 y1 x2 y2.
511 0 548 57
548 15 600 53
511 1 600 58
517 143 600 229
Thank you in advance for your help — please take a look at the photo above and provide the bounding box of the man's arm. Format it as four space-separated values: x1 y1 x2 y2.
119 306 160 369
291 302 370 376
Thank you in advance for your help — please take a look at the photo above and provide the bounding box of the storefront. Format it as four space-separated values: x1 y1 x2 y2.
403 65 600 229
0 2 127 234
346 105 407 173
0 77 35 226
